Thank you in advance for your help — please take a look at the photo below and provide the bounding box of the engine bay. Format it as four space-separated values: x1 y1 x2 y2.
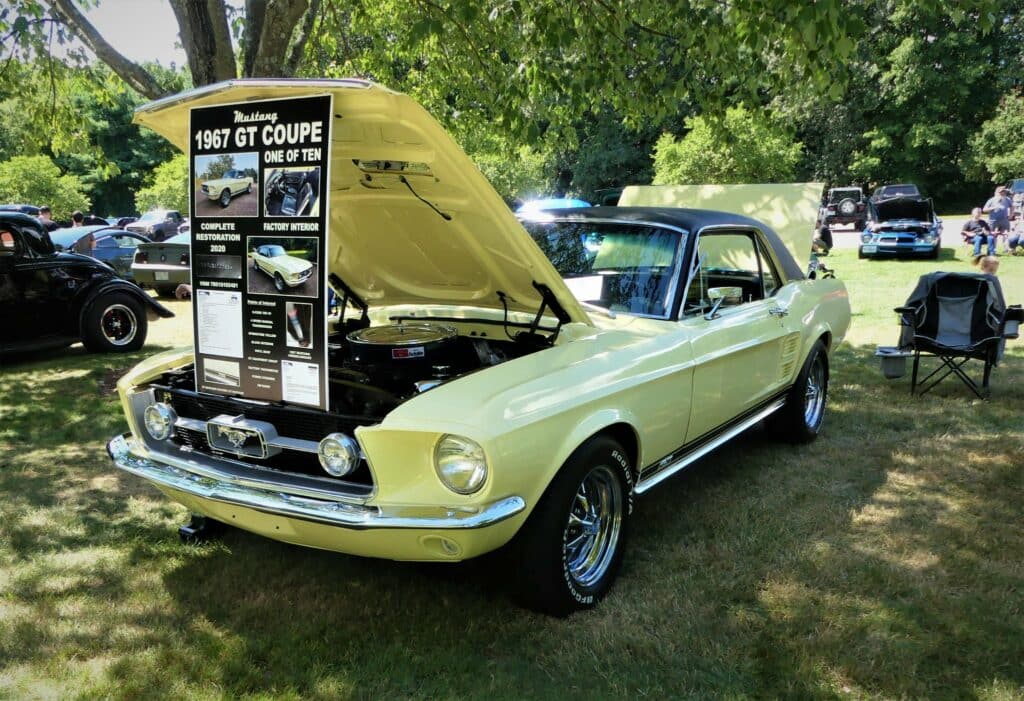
158 319 545 424
325 320 536 418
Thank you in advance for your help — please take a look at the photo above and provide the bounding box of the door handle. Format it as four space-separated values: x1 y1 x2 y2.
769 306 789 318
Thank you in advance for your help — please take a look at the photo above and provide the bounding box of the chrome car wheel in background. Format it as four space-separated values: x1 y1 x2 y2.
803 351 827 430
564 464 623 588
100 303 138 346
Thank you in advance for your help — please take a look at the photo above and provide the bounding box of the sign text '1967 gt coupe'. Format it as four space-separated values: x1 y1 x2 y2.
108 80 850 615
1 212 173 355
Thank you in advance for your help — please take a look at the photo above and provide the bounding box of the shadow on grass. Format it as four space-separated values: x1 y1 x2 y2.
2 342 1022 698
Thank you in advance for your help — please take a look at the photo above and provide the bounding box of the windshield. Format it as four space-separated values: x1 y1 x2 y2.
828 189 861 203
879 185 919 198
138 211 166 223
165 232 191 245
263 245 286 257
523 220 683 318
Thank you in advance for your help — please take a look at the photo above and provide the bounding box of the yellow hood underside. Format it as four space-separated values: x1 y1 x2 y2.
135 79 591 325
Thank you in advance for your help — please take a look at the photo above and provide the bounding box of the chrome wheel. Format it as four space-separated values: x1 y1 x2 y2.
274 273 285 292
100 304 138 346
803 352 827 429
220 189 231 207
564 464 623 588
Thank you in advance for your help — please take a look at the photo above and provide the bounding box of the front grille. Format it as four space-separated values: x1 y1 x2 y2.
173 426 373 484
154 387 375 489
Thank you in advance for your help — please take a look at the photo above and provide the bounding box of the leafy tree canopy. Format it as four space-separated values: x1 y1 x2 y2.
653 107 803 185
966 93 1024 185
0 154 90 218
135 153 188 214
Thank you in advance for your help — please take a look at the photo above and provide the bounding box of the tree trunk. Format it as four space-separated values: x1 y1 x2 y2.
252 0 310 77
168 0 237 87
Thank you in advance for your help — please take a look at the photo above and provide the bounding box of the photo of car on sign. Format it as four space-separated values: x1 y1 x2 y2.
194 152 258 216
247 236 317 296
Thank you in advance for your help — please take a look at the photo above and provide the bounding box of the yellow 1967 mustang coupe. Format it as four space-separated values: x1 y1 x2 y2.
109 80 851 615
200 168 252 207
251 243 314 292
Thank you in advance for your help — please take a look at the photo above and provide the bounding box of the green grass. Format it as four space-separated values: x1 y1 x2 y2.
2 255 1024 700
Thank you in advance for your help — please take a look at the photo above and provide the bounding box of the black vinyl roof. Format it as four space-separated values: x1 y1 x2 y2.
534 206 805 282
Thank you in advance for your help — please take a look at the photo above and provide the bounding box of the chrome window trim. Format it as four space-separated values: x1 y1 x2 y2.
523 215 690 321
681 224 786 319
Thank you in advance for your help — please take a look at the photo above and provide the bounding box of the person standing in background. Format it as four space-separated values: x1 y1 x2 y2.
982 186 1014 253
36 205 59 232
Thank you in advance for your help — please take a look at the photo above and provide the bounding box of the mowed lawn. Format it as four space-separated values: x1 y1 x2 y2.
1 247 1023 700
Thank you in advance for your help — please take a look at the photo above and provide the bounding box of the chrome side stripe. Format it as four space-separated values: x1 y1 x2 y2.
635 399 786 494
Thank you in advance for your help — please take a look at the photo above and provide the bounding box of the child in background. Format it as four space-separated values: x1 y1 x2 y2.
974 255 999 275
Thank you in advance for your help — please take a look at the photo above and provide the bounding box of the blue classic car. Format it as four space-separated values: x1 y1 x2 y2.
49 226 151 279
858 195 942 259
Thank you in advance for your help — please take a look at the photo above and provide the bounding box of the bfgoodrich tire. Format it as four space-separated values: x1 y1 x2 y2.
770 340 828 443
510 436 633 616
81 292 147 353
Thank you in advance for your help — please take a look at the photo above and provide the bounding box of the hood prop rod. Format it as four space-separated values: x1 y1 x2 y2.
528 281 572 344
329 272 369 324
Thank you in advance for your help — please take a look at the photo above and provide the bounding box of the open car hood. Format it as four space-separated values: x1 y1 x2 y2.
135 79 591 326
873 197 934 223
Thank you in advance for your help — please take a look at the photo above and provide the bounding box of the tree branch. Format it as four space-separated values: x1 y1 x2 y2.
47 0 165 98
284 0 320 76
242 0 267 77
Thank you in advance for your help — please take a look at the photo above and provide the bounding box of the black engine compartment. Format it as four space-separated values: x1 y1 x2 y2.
159 321 541 423
325 321 532 418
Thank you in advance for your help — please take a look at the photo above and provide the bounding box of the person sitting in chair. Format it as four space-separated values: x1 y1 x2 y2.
962 207 994 257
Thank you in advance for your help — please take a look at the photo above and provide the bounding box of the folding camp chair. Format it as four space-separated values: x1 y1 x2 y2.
894 272 1021 399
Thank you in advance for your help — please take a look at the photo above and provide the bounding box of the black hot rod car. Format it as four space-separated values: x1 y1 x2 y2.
0 212 173 355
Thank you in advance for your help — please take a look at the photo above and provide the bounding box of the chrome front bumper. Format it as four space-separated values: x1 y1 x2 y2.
107 433 525 531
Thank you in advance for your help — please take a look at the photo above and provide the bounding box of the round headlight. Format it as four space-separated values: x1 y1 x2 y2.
861 232 872 243
318 433 361 477
143 402 176 441
434 434 487 495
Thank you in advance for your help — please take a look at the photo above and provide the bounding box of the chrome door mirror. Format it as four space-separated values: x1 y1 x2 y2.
704 286 742 320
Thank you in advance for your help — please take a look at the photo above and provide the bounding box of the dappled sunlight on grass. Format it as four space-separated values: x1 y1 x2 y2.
1 269 1023 697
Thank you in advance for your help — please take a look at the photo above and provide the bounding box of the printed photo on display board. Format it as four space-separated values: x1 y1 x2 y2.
247 236 319 298
194 152 259 217
264 166 321 217
285 302 314 349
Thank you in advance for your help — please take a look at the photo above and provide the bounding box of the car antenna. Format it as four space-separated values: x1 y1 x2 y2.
399 175 451 221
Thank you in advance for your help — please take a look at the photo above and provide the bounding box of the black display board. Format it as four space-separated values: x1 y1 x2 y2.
188 94 332 410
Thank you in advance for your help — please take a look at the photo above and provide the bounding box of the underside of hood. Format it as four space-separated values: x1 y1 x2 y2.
873 197 934 223
134 79 591 326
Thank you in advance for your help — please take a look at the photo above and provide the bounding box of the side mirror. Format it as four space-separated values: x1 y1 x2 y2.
704 286 743 320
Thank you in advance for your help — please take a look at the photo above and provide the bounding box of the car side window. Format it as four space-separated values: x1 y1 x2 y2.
95 236 116 249
114 235 139 248
684 229 776 315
